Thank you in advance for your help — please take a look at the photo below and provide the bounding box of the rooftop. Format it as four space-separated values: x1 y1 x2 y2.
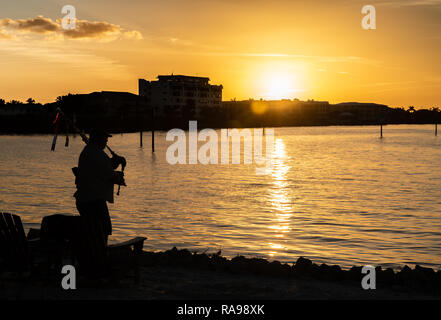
157 74 210 83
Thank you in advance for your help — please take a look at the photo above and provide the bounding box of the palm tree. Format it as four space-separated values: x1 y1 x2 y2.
8 100 22 105
26 98 36 105
26 98 35 104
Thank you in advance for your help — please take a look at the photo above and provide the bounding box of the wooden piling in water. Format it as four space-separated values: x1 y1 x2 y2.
151 106 155 153
140 131 143 147
380 123 383 138
152 128 155 153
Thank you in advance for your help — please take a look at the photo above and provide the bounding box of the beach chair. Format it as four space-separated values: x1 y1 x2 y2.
0 212 40 275
41 214 146 284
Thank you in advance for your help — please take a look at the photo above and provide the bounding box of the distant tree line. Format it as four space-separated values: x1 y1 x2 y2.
0 94 440 134
0 98 40 106
0 98 50 133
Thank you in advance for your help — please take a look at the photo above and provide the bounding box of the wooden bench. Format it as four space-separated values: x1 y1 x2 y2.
0 212 39 274
1 212 146 284
40 214 147 283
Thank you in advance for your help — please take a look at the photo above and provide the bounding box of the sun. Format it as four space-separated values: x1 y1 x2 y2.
261 71 300 100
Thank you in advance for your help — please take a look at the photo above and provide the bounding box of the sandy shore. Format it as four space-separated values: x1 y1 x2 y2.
1 248 440 300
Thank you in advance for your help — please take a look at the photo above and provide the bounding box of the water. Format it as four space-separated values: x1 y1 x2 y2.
1 124 441 270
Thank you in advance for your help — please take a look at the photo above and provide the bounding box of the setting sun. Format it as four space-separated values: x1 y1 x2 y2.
261 71 301 100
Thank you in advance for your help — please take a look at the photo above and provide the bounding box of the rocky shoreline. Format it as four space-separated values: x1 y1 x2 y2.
1 247 440 300
139 247 441 297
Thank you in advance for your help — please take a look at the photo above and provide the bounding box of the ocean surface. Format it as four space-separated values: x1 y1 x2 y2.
1 124 440 270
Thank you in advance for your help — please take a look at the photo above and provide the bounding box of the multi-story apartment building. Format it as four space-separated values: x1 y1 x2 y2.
138 75 223 118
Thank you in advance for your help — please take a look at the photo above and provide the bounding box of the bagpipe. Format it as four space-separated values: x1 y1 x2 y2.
51 107 127 195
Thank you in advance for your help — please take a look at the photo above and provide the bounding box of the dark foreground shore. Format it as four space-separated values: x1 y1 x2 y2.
1 247 440 300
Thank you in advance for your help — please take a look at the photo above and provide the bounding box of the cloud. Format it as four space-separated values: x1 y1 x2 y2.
62 19 120 39
0 16 143 41
162 37 374 66
379 0 441 7
0 29 12 39
1 16 60 34
167 49 379 66
123 30 144 40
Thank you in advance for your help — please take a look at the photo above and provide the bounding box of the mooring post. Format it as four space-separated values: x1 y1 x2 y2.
380 123 383 138
151 106 155 153
140 130 143 147
152 128 155 153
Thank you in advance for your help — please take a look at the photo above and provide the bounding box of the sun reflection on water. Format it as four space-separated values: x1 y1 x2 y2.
267 138 292 253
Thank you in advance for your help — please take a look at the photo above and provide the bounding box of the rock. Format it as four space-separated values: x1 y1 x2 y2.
436 270 441 291
346 266 362 282
293 256 312 274
377 267 395 285
415 265 435 277
281 263 293 277
231 255 247 263
230 255 248 274
330 265 342 272
271 260 282 268
413 265 435 289
269 260 291 277
268 260 283 276
397 265 412 285
318 263 331 280
309 263 321 278
329 265 344 281
319 263 330 271
210 252 228 267
193 253 210 269
383 268 396 284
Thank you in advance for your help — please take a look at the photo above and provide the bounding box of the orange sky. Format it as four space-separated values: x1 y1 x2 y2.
1 0 440 108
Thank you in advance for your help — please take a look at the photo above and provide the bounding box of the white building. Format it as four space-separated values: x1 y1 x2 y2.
138 75 223 118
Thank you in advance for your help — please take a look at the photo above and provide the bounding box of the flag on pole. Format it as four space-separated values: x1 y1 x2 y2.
51 112 60 151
